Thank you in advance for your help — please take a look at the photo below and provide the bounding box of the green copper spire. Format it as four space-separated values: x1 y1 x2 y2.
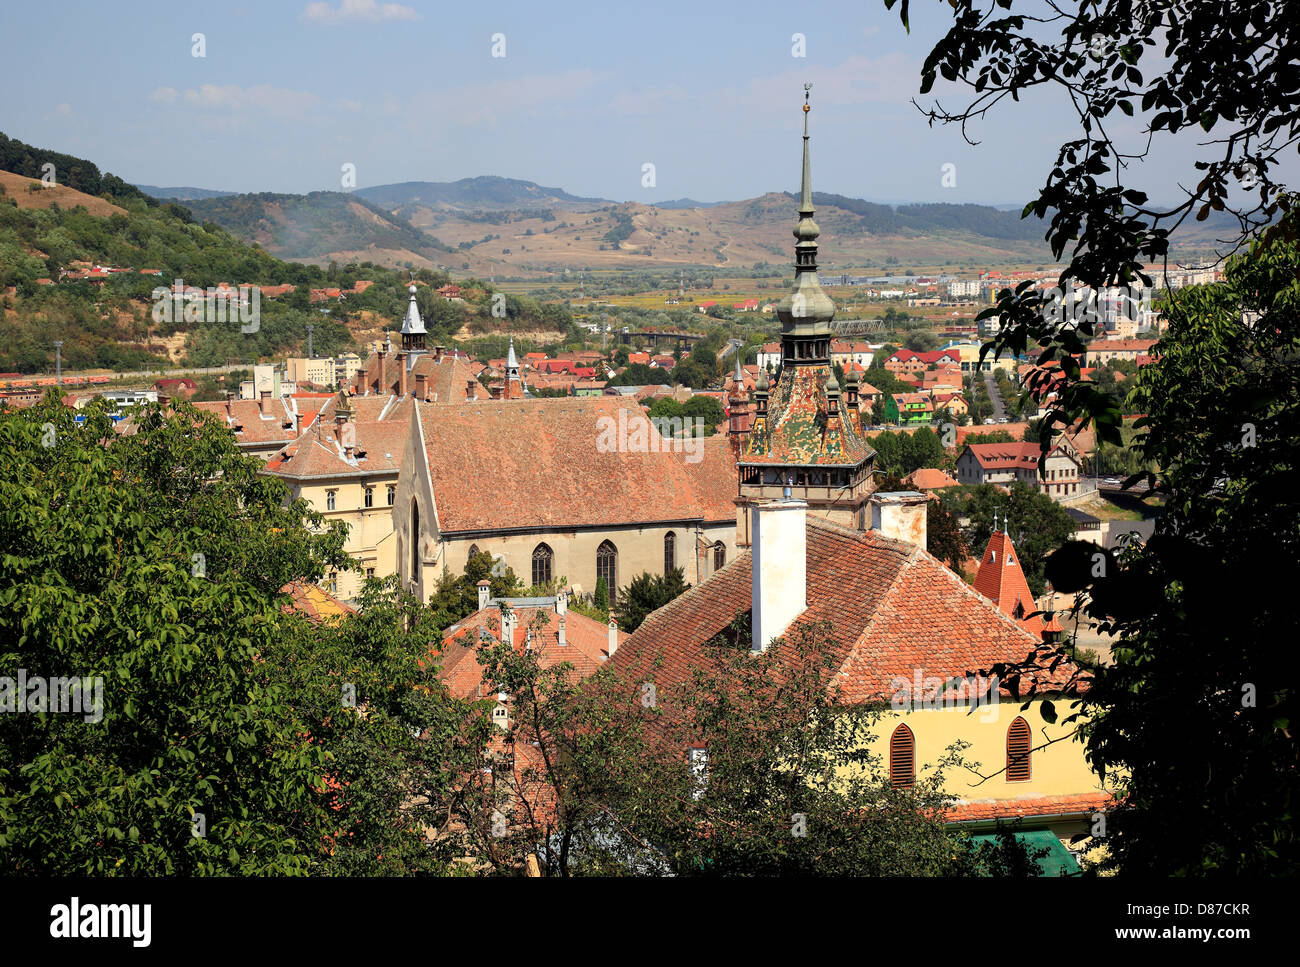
776 84 835 355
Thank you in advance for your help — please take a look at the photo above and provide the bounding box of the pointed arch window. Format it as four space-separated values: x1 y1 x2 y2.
664 532 676 575
890 724 915 788
467 543 481 562
713 541 726 572
1007 716 1032 781
531 543 554 588
596 540 617 599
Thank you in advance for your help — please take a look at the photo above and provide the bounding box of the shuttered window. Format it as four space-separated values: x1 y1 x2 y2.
890 724 915 788
1007 716 1032 781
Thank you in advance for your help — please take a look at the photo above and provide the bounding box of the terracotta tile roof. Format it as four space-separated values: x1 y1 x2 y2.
280 580 356 624
905 467 958 490
608 517 1068 707
415 397 738 532
193 397 299 448
437 604 617 699
973 531 1044 636
963 441 1077 471
945 791 1113 823
267 394 413 479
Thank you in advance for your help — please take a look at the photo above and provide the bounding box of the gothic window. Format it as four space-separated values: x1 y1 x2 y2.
713 541 726 572
531 543 554 588
596 540 617 599
664 532 676 574
890 724 915 788
467 543 480 562
1007 716 1032 781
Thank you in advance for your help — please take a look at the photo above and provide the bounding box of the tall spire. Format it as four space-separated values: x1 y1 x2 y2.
776 84 834 361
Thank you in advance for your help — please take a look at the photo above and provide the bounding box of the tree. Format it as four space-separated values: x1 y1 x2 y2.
889 0 1300 872
427 550 522 627
617 568 688 633
464 614 1045 876
1036 219 1300 874
0 396 355 874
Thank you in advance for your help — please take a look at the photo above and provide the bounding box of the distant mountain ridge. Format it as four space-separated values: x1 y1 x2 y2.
355 176 610 212
137 185 238 200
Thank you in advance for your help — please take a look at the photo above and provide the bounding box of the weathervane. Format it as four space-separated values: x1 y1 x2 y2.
803 83 812 135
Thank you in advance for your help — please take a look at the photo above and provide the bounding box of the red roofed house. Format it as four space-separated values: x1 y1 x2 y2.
608 495 1105 851
956 440 1082 500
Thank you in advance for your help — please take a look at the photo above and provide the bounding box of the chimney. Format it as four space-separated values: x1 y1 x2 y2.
415 372 427 401
499 605 516 646
434 345 445 363
377 343 388 395
607 618 619 658
224 390 234 418
558 615 567 648
259 389 271 417
477 579 491 611
157 391 171 414
398 354 408 398
466 379 478 401
750 497 807 653
555 589 567 616
869 491 928 551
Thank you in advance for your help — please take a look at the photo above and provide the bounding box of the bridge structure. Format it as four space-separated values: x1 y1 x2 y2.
621 330 705 352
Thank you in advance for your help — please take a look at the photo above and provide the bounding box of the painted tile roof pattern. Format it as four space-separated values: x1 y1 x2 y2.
608 516 1067 705
742 364 875 467
416 396 738 532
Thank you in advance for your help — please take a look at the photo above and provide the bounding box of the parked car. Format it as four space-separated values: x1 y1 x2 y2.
983 418 995 425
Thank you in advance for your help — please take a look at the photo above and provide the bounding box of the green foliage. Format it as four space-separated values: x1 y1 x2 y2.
427 551 523 629
1043 220 1300 874
617 568 688 633
0 396 350 874
870 427 946 476
467 615 1047 876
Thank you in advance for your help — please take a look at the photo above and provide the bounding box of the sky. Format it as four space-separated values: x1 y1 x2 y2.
3 0 1293 207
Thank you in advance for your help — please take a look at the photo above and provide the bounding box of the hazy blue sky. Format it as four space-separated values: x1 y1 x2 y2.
4 0 1292 206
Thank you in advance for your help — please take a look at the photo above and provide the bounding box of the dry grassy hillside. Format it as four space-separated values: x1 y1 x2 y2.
0 170 126 217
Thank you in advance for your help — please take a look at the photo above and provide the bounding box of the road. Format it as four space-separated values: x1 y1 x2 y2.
981 369 1007 422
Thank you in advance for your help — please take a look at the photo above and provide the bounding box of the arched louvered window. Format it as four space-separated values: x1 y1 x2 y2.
467 543 481 563
664 532 676 575
531 543 553 588
713 541 726 571
596 540 617 599
1007 715 1032 782
890 723 915 788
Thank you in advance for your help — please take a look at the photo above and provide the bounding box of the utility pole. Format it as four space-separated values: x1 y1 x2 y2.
53 340 62 387
306 324 314 359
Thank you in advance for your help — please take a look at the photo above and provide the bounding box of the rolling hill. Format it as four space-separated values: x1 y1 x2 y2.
177 191 453 268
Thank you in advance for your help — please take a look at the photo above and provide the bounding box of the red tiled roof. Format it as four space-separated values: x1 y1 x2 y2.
437 604 616 699
609 516 1069 707
945 791 1113 822
415 397 738 532
973 530 1043 636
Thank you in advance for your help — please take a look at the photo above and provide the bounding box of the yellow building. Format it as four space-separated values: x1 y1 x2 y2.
286 356 337 388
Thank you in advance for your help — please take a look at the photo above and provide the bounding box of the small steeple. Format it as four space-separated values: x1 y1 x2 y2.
503 336 523 399
400 283 426 352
